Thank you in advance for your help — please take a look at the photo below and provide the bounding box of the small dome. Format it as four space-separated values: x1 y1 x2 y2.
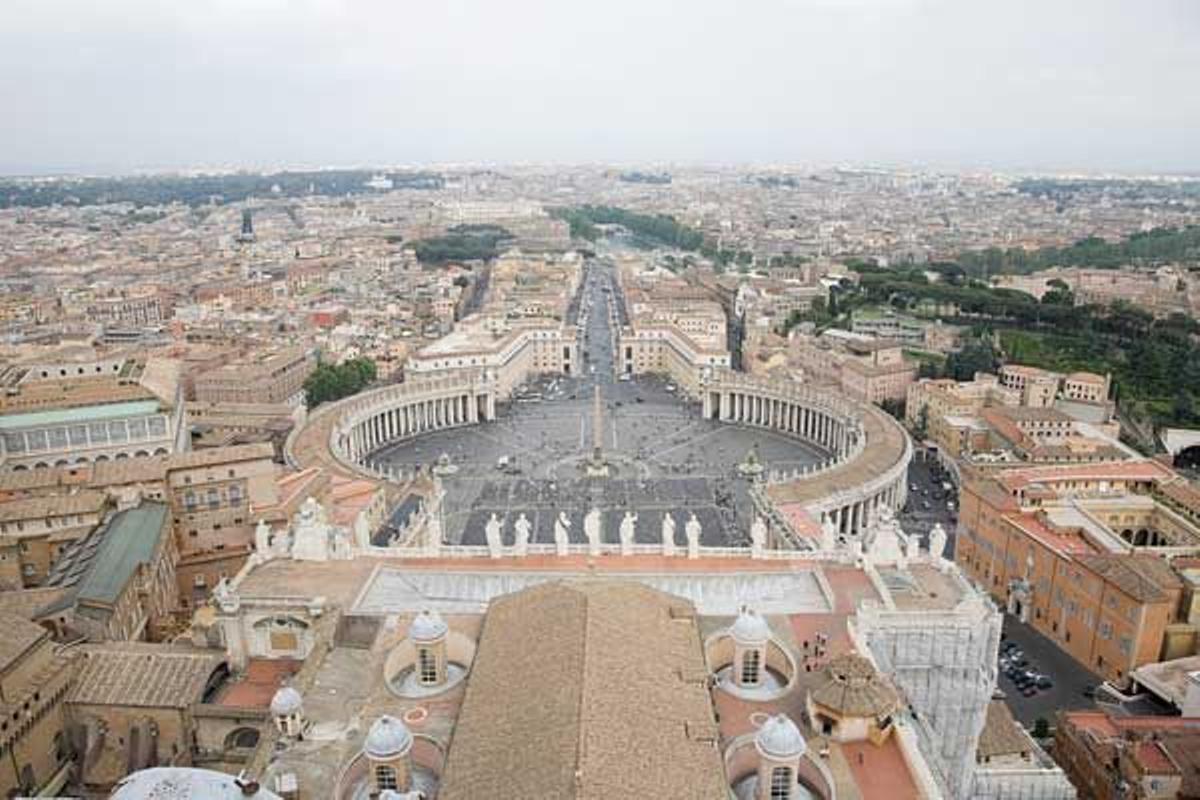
729 608 771 645
408 610 448 643
809 653 901 719
270 687 302 717
365 715 413 760
756 714 807 760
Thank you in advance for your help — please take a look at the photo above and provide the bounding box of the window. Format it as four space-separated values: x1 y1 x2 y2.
770 767 793 800
375 765 398 791
184 491 197 512
418 647 438 685
207 488 220 510
742 649 761 685
228 484 243 506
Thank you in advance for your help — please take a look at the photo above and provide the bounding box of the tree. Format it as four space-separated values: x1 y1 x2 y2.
915 405 930 439
945 339 999 380
1032 718 1050 740
1173 389 1196 424
304 357 377 408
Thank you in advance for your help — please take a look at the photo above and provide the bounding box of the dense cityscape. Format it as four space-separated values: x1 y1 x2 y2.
4 0 1200 797
2 163 1200 799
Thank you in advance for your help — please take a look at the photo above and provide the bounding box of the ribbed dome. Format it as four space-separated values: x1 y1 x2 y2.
408 610 448 643
365 715 413 759
729 608 771 645
269 687 302 717
809 653 900 718
756 714 807 760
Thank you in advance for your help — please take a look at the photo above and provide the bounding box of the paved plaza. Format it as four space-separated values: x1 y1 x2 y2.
373 261 827 546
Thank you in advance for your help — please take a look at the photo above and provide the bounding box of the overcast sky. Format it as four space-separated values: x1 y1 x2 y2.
1 0 1197 175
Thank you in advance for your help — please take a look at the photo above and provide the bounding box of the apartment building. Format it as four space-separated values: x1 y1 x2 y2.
193 346 316 407
0 614 75 797
790 330 916 404
955 461 1190 684
165 444 282 606
0 490 109 588
1055 710 1200 800
406 318 578 399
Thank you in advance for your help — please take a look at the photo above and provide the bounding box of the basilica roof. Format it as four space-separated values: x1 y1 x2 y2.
437 581 727 799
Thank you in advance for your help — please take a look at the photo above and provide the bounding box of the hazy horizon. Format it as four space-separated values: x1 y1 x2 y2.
2 0 1198 176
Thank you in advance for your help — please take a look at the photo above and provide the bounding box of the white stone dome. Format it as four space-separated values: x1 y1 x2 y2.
110 767 282 799
408 610 448 643
365 715 413 760
269 687 302 717
756 714 807 760
730 608 771 645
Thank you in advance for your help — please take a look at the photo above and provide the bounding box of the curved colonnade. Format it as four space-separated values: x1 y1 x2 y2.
285 367 911 544
703 372 912 539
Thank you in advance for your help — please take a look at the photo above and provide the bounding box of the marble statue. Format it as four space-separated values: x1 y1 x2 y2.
661 512 677 556
750 516 767 555
485 513 504 558
619 511 637 555
514 513 532 557
254 519 272 555
584 506 603 556
554 511 571 556
865 504 907 567
929 523 947 561
212 578 239 614
291 497 335 562
685 512 701 558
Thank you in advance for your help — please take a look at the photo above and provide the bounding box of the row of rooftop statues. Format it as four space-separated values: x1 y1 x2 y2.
482 508 771 558
479 502 948 565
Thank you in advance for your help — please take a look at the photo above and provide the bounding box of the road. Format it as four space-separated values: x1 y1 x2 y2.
997 614 1102 726
899 450 958 556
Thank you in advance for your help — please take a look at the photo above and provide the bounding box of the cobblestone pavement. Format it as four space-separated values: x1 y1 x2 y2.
374 259 826 545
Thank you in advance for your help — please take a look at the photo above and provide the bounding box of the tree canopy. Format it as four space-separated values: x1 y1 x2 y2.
303 357 377 408
548 205 704 250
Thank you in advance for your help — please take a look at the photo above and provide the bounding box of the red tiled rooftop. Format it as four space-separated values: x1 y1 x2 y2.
215 658 302 709
996 460 1172 493
1138 740 1178 774
1005 512 1097 557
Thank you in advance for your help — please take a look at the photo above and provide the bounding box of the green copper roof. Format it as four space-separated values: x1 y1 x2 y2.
76 503 168 605
0 400 161 432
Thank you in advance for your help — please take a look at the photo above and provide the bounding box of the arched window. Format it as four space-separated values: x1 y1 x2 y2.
742 649 761 685
225 727 260 750
375 764 398 791
418 647 438 685
770 766 793 799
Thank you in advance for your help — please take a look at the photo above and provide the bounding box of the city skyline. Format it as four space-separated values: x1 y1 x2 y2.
2 0 1198 174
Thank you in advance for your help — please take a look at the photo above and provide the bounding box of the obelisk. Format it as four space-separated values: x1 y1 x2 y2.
586 384 609 476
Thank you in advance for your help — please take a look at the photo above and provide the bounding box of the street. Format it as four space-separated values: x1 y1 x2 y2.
900 450 957 557
997 614 1102 727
